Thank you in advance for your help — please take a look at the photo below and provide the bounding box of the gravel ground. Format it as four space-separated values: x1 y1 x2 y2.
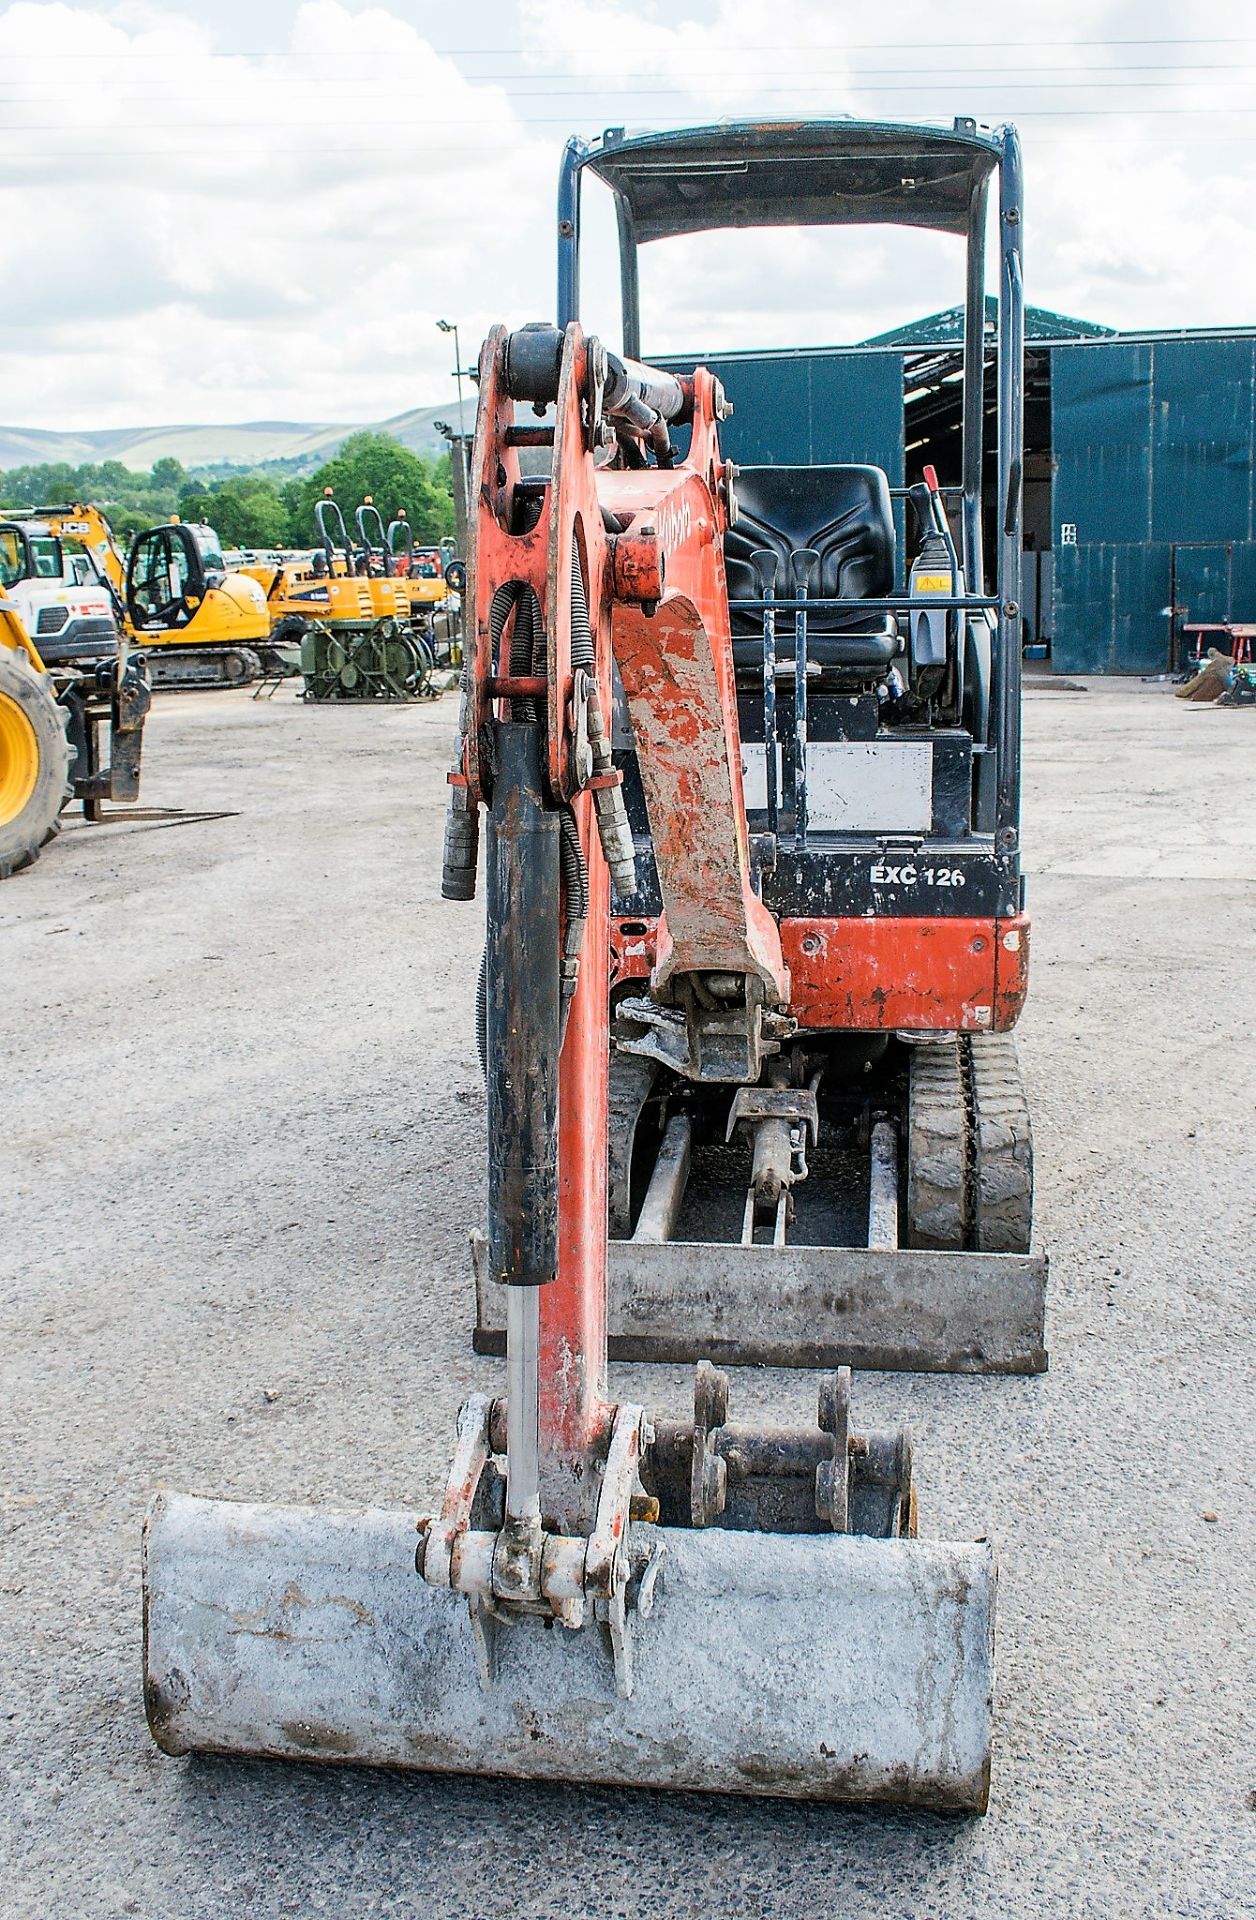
1 678 1253 1919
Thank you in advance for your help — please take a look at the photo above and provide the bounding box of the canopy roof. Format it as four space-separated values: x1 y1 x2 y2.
581 119 1003 241
863 298 1116 348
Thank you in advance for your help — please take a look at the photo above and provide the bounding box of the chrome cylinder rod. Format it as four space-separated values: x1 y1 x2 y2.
505 1285 541 1521
868 1120 900 1252
790 549 819 850
632 1114 693 1245
751 548 780 834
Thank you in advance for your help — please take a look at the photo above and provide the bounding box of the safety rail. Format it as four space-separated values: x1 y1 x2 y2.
741 569 1001 847
731 595 999 615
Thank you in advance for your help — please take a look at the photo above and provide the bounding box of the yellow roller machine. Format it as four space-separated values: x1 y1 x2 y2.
258 492 431 700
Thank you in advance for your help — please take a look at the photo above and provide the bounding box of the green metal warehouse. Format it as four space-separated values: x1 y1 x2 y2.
664 307 1256 675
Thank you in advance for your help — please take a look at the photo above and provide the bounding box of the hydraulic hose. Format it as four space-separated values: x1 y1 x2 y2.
558 806 588 1045
568 538 595 671
476 944 488 1076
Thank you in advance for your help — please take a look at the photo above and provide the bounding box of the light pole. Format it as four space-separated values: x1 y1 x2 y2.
436 318 466 439
434 420 470 555
436 319 471 552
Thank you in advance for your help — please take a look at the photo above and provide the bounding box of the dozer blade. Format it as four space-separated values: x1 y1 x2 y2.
143 1491 995 1812
474 1241 1049 1375
473 1034 1048 1376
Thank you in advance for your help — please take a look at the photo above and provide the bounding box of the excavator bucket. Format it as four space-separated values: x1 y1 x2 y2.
143 1493 994 1811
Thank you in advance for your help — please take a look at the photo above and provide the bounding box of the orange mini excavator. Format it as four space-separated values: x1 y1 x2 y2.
143 117 1041 1813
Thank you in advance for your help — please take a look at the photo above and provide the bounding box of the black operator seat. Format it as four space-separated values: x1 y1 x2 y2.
724 465 899 677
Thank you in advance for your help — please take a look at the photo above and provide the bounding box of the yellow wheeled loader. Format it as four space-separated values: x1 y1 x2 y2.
0 585 149 878
142 116 1032 1813
0 592 72 878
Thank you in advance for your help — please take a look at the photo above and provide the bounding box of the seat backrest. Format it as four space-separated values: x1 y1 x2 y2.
724 465 895 636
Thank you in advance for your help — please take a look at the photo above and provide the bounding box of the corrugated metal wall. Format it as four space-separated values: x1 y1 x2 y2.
661 333 1256 674
661 349 906 475
1051 338 1256 673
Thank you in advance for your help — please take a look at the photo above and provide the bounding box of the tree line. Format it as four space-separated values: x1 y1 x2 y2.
0 433 455 550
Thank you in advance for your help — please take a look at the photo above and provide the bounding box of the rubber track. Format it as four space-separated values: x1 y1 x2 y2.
905 1038 967 1250
148 647 262 689
966 1033 1034 1253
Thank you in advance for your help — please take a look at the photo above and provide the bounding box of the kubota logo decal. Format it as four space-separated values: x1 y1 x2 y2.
655 495 691 555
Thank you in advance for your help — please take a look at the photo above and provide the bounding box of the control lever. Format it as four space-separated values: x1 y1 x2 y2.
751 548 781 834
790 549 820 850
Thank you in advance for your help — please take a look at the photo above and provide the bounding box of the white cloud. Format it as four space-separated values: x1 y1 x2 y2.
1 0 1254 433
524 0 1256 339
0 0 556 425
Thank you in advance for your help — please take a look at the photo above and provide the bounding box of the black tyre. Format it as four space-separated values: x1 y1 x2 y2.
269 615 309 651
0 647 73 880
406 632 436 696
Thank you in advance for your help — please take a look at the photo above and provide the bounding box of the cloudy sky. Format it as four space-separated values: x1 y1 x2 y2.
2 0 1254 429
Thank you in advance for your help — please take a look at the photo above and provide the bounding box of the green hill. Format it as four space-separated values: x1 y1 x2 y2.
0 404 462 473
